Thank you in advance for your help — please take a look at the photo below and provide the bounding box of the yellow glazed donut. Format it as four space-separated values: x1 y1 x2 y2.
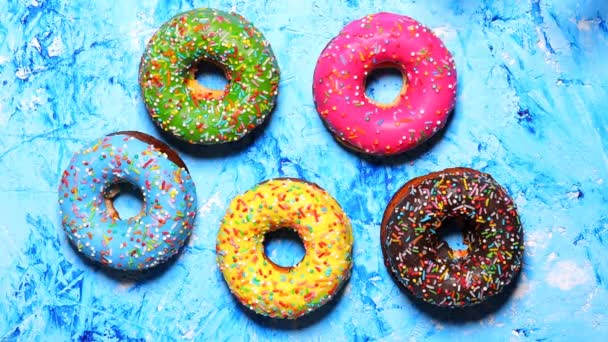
216 178 353 319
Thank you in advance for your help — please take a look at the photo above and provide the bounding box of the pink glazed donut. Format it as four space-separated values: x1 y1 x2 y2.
313 13 457 156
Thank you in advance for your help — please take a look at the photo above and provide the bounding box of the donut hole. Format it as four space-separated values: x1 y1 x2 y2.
364 66 407 107
103 182 145 221
263 228 306 268
436 217 471 259
187 60 230 100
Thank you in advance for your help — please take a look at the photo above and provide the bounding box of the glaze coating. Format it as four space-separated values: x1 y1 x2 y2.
313 13 457 155
58 132 197 270
217 178 353 319
139 8 280 144
381 168 524 307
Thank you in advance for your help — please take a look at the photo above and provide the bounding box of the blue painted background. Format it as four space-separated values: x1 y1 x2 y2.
1 0 608 340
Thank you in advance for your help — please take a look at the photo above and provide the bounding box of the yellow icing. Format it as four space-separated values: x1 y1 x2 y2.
216 178 353 319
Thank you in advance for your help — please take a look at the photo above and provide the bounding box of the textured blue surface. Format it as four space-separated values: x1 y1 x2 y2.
1 0 608 340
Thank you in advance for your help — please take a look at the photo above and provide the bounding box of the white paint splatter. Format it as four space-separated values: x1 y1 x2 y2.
0 104 7 127
198 192 222 215
15 67 31 80
117 281 135 290
19 88 47 111
47 36 64 57
368 275 381 282
489 317 505 328
581 287 599 311
514 192 527 208
127 13 156 50
567 186 583 200
0 225 18 268
525 230 551 253
536 27 550 55
182 329 195 340
535 27 563 73
13 65 47 80
432 25 457 40
187 233 198 247
513 274 532 299
576 19 601 31
30 37 41 53
546 260 592 290
502 52 516 66
433 320 445 330
547 252 558 262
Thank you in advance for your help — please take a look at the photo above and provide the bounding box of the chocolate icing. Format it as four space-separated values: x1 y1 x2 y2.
109 131 189 171
381 167 524 307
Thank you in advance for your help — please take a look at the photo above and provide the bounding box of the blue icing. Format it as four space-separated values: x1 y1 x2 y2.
58 133 197 270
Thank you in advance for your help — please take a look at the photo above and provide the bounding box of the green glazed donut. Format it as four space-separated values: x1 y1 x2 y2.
139 8 280 144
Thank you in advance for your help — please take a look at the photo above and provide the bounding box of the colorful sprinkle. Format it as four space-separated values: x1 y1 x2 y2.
380 168 524 307
58 132 198 271
313 13 457 156
216 178 353 319
139 8 280 144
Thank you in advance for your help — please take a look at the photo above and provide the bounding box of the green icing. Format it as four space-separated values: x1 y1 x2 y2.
139 8 280 144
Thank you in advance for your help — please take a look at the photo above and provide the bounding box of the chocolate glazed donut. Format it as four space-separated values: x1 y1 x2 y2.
381 168 524 307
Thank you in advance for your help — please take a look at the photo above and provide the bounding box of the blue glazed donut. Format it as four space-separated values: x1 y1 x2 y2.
58 131 198 271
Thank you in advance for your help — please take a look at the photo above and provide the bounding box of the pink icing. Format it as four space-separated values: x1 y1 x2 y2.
313 13 457 156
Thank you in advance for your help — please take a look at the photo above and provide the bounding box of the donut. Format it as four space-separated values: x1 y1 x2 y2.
58 131 198 271
313 13 457 156
216 178 353 319
380 168 524 307
139 8 280 144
